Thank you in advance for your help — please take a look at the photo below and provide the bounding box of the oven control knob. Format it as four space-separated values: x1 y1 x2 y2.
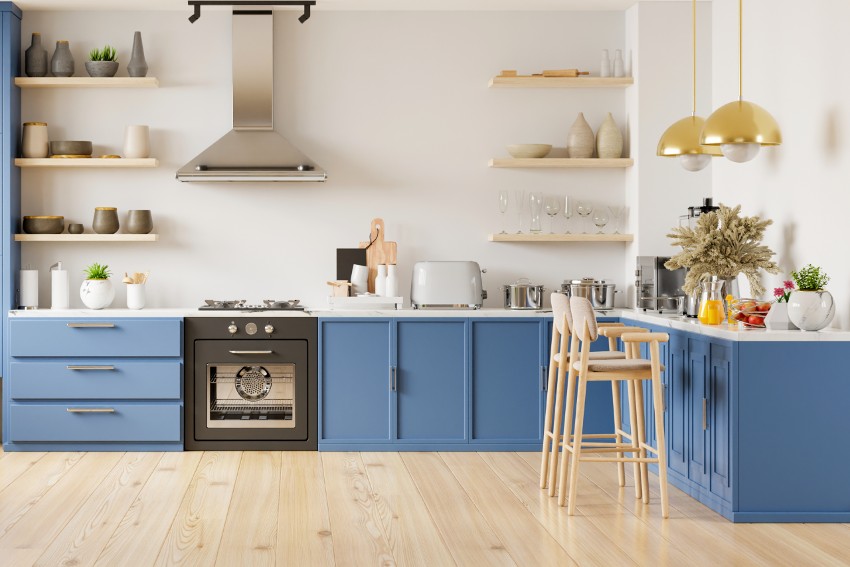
245 322 258 335
227 322 238 335
264 324 275 334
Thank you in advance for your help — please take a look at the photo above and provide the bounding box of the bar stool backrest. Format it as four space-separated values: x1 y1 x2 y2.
569 296 599 342
550 292 572 336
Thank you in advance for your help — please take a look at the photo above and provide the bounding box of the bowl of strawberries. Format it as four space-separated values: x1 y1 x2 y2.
730 298 772 328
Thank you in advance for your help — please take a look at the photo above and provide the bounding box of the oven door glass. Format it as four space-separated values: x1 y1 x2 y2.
207 363 295 428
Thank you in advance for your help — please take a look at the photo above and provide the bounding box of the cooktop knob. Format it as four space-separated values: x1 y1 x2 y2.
265 324 275 334
228 322 238 335
245 322 258 335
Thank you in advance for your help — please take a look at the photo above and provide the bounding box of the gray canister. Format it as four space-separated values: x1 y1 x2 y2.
50 40 74 77
126 210 153 234
92 207 119 234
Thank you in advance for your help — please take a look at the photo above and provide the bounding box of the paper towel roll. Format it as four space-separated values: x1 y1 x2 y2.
20 269 38 309
51 263 69 309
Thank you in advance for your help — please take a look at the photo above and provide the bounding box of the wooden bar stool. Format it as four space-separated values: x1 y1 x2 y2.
557 296 670 518
540 293 649 496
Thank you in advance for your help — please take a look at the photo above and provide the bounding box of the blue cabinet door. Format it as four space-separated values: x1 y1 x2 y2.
471 320 542 442
688 337 710 488
709 341 733 502
667 332 689 478
320 320 392 442
396 320 466 441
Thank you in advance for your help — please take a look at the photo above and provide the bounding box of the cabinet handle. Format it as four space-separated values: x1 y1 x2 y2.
702 398 707 431
66 408 116 413
228 350 273 355
66 322 115 328
66 365 115 371
541 366 548 391
663 384 667 412
390 366 397 392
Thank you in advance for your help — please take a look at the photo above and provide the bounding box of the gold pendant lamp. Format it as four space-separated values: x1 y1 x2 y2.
657 0 721 171
700 0 781 162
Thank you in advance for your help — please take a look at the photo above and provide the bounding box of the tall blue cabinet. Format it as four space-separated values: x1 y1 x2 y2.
0 2 21 445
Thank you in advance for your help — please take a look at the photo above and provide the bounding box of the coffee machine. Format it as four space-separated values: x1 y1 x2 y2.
635 256 686 313
680 198 720 317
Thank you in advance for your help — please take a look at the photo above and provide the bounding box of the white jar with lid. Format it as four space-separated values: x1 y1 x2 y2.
22 122 49 158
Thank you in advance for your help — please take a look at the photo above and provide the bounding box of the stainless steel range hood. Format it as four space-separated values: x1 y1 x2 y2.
177 9 326 182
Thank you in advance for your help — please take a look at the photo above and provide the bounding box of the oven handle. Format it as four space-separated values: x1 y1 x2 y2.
228 350 274 355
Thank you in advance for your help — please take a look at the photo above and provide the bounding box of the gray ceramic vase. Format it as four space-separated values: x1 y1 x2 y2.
85 61 119 77
50 40 74 77
127 31 148 78
126 210 153 234
92 207 119 234
25 33 48 77
68 223 84 235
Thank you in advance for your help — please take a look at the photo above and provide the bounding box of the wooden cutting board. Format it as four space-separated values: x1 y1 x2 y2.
358 218 397 293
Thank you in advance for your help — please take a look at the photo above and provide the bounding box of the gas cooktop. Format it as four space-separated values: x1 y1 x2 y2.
199 299 305 311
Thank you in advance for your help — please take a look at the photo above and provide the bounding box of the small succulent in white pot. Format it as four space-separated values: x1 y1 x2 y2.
787 264 834 331
85 45 118 77
80 262 114 309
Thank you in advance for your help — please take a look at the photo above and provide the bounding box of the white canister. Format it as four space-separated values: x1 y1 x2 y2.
375 264 387 297
50 261 69 309
123 125 150 158
20 267 38 309
385 264 399 297
126 283 145 310
350 264 369 296
22 122 49 158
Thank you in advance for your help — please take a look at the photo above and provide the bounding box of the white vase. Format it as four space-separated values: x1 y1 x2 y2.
123 125 150 158
375 264 387 297
596 113 623 159
613 49 625 77
567 112 595 158
763 302 798 330
600 49 611 77
787 290 835 331
385 264 399 297
80 279 114 310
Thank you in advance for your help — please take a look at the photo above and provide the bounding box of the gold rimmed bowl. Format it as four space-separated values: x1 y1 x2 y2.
22 215 64 234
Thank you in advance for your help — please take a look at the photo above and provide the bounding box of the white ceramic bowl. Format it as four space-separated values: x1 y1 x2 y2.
507 144 552 159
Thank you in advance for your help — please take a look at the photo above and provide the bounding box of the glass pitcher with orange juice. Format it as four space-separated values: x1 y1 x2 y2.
698 276 726 325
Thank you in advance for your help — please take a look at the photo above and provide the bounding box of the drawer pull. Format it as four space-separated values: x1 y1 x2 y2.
66 407 116 413
66 365 115 371
228 350 273 355
66 322 116 328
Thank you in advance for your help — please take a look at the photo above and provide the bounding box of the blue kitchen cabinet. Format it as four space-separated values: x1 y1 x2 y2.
5 317 183 451
666 331 689 477
687 337 710 488
319 319 393 442
396 320 466 442
709 341 733 502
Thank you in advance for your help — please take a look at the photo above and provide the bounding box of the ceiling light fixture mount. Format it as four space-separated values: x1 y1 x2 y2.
656 0 720 171
187 1 316 24
699 0 781 162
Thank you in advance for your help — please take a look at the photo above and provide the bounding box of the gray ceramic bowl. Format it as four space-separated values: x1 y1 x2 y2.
49 140 93 157
23 215 64 234
84 61 119 78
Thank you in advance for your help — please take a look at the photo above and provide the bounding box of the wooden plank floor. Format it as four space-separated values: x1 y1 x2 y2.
0 450 849 566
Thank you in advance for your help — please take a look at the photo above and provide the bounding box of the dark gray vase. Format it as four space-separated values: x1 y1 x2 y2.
92 207 119 234
126 210 153 234
25 33 48 77
127 31 148 78
51 40 74 77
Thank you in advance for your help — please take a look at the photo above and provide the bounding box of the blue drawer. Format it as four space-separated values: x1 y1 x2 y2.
9 360 182 400
9 318 182 357
9 403 182 442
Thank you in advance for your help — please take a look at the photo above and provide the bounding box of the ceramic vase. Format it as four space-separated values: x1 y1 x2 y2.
567 112 595 158
92 207 119 234
613 49 625 78
600 49 611 78
50 40 74 77
22 122 49 158
80 279 114 310
764 302 798 330
127 31 148 77
375 264 387 297
126 283 145 310
787 290 835 331
124 125 150 158
386 265 399 297
25 32 48 77
596 113 623 159
126 210 153 234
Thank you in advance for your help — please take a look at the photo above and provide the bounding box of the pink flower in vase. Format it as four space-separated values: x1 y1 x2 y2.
784 280 795 290
773 287 785 299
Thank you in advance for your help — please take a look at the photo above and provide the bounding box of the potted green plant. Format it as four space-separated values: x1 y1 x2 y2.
787 264 834 331
80 262 114 309
85 45 118 77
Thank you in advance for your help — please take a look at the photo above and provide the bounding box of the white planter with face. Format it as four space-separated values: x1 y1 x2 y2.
80 279 114 310
787 290 835 331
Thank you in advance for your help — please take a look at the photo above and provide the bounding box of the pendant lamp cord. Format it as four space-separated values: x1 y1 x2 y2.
692 0 696 116
738 0 743 101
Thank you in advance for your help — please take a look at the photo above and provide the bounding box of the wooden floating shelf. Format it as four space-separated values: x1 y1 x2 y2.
489 76 633 88
489 158 633 169
15 234 159 242
488 233 634 243
15 158 159 168
15 77 159 88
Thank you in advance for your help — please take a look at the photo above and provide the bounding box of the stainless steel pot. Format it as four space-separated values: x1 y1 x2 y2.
560 278 618 310
502 278 545 310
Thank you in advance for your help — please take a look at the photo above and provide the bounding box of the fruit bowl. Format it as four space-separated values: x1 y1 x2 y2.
730 298 772 328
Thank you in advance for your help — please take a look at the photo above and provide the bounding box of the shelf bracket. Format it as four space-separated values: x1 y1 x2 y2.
187 1 316 24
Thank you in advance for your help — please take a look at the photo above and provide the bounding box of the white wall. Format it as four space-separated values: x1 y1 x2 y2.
21 10 635 309
710 0 850 328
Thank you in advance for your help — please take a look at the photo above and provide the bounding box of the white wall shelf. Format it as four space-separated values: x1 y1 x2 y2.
488 233 634 243
15 234 159 242
15 77 159 88
489 158 633 169
15 158 159 168
488 76 633 88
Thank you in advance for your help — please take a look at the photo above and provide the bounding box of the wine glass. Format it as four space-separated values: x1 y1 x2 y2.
576 201 593 233
498 190 509 234
513 189 526 234
609 205 623 234
563 196 573 234
593 207 610 234
544 196 561 233
529 192 543 233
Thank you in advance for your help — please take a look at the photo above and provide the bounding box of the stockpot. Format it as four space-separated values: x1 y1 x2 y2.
502 278 545 310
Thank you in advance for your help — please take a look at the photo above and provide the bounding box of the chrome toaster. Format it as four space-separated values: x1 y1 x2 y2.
411 261 486 309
